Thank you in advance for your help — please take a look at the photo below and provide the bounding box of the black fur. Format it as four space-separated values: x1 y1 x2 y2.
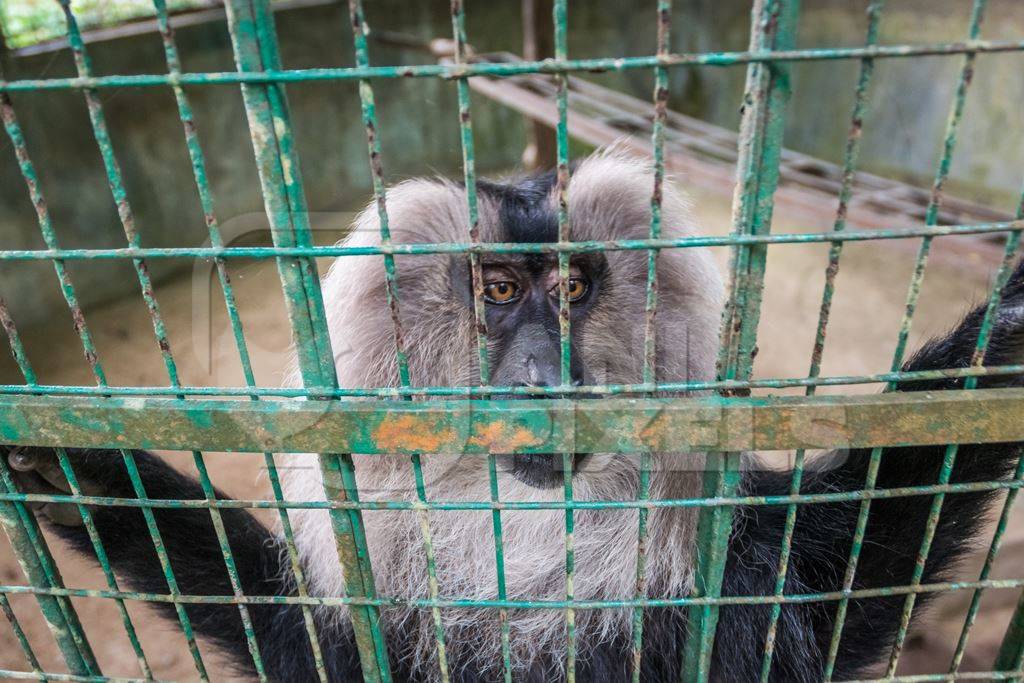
7 259 1024 681
6 448 362 681
711 258 1024 682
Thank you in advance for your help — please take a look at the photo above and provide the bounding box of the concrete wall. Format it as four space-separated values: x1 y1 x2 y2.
0 1 528 329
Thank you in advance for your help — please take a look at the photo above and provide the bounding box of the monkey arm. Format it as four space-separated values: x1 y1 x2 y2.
714 260 1024 682
4 446 361 682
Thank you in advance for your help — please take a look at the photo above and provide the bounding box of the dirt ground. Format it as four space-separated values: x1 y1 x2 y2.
2 177 1023 680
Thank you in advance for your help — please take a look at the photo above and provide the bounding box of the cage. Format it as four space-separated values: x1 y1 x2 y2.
1 0 1024 681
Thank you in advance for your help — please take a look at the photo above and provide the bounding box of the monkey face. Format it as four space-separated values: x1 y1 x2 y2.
317 149 724 491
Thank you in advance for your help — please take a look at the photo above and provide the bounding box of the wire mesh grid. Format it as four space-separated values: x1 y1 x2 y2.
0 0 1022 681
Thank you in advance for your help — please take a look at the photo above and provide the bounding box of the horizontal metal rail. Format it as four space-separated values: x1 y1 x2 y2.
1 362 1021 398
1 388 1023 454
3 576 1024 609
3 477 1024 512
2 40 1024 92
0 220 1020 261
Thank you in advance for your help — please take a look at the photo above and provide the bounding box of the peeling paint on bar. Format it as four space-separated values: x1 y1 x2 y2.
1 390 1024 454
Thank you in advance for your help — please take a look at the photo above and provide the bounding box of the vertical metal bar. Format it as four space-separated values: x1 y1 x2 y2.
189 452 268 680
222 2 391 681
1 293 153 678
825 7 987 669
996 585 1024 673
822 446 884 679
0 303 98 677
151 1 328 677
0 590 44 677
55 3 217 677
2 48 161 682
682 2 799 679
761 4 885 680
551 1 576 679
149 2 268 676
344 1 451 678
886 0 988 373
345 0 410 387
56 0 180 387
631 1 671 680
0 88 106 385
448 2 512 679
884 3 988 675
955 192 1024 674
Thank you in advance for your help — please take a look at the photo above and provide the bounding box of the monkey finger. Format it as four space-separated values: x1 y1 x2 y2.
5 456 85 526
7 448 73 494
39 502 88 527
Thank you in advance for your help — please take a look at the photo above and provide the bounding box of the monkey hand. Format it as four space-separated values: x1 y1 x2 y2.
4 446 106 527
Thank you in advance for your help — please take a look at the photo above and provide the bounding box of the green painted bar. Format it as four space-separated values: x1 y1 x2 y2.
2 40 1024 93
4 573 1024 611
885 2 990 674
1 219 1021 262
2 297 153 677
222 1 391 679
550 0 577 677
995 588 1024 672
447 1 512 678
56 3 215 676
0 461 98 677
0 301 99 676
685 1 800 677
345 1 449 677
2 389 1024 454
957 198 1024 672
150 0 329 670
0 591 43 676
761 3 886 679
632 0 672 677
3 362 1024 400
1 219 1022 263
5 477 1024 516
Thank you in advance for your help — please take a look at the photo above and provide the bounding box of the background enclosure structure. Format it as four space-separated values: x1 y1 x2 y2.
0 0 1024 681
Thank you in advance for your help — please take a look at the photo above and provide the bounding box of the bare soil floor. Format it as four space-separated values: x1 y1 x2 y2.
1 180 1022 680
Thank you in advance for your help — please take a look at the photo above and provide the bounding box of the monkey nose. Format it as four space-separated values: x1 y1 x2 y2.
522 354 584 394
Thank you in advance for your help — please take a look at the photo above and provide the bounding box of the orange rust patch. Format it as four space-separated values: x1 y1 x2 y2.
371 414 457 452
468 421 544 451
637 411 668 446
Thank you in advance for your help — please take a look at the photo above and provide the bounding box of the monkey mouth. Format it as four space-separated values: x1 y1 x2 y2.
498 453 591 489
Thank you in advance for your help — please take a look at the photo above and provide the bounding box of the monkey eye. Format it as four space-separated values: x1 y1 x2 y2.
549 277 589 303
483 281 520 305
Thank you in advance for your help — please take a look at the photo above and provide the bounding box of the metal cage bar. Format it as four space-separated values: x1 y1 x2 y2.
683 1 799 677
221 1 391 680
0 306 154 679
447 1 514 679
5 41 1024 93
950 183 1024 673
56 2 216 676
148 2 331 674
762 2 885 679
0 590 44 677
630 1 672 679
0 303 98 677
344 1 450 679
884 1 989 674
